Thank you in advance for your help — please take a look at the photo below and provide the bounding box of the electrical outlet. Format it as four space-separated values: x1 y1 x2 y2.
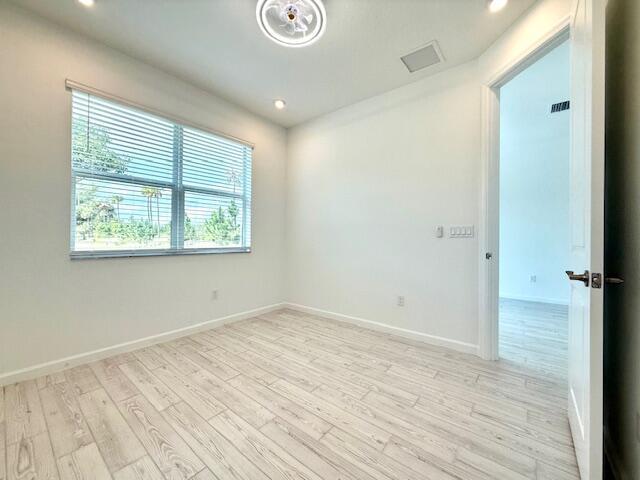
397 296 405 307
211 290 219 301
530 275 537 283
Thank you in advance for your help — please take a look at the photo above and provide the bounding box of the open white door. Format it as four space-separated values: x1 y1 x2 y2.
566 0 606 478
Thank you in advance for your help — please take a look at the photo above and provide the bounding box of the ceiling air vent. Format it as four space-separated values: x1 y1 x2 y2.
551 101 570 113
401 41 444 73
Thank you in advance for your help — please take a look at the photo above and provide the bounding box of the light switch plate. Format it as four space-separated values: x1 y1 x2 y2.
449 225 475 238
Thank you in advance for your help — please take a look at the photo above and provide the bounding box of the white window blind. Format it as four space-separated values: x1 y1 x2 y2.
70 88 252 258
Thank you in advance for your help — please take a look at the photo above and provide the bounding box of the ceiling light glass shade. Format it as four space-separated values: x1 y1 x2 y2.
256 0 327 48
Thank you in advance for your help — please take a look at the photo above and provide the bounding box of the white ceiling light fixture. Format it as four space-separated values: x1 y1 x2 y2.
274 99 287 110
488 0 508 12
77 0 95 6
256 0 327 48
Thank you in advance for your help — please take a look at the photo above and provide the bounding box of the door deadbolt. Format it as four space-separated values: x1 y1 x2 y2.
591 272 624 289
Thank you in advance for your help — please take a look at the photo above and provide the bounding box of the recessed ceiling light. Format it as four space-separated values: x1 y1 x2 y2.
256 0 327 48
77 0 95 6
488 0 508 12
274 99 287 110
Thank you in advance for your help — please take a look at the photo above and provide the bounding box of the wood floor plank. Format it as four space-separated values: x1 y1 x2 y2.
57 443 111 480
112 456 164 480
264 319 393 374
102 353 137 368
6 432 59 480
64 365 102 396
270 379 391 451
365 390 538 476
77 388 146 473
261 418 373 480
314 383 528 480
313 384 460 464
230 345 305 382
536 460 580 479
200 331 249 355
118 361 179 411
208 409 323 480
412 394 577 473
228 375 330 440
453 446 532 480
222 330 283 359
190 370 275 430
321 427 425 480
39 382 93 458
190 469 218 480
148 344 199 376
152 365 226 421
238 333 315 366
117 395 203 480
309 357 419 407
133 349 165 372
172 344 239 381
90 359 140 403
5 381 47 445
162 401 269 480
383 434 487 480
36 373 66 391
204 348 278 385
240 346 368 399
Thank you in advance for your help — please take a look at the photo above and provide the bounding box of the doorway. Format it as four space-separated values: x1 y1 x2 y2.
497 40 571 378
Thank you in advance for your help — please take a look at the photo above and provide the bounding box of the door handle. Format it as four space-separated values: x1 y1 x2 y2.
566 270 590 287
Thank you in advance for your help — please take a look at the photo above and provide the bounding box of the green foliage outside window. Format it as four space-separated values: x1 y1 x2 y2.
73 121 242 248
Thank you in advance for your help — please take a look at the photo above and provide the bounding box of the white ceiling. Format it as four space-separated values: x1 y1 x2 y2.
13 0 537 127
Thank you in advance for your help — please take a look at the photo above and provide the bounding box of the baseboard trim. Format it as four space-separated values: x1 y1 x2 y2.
284 303 479 355
604 428 630 480
499 293 569 306
0 302 285 386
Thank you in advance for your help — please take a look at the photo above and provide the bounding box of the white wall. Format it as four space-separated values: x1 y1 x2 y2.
286 0 572 351
286 63 482 351
499 41 571 305
0 2 287 377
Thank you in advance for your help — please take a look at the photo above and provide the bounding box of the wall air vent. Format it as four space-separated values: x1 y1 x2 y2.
400 41 444 73
551 101 570 113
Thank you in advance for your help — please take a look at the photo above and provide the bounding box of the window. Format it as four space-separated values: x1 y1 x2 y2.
70 88 252 258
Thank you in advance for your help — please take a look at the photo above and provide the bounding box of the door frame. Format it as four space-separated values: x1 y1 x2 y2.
478 17 572 361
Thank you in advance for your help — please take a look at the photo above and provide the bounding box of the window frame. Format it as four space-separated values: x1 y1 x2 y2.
68 81 253 259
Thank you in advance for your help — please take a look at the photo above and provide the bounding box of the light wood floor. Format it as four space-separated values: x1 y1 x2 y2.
499 299 569 379
0 309 578 480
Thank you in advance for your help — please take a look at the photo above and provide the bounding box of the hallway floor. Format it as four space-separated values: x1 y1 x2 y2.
499 298 569 380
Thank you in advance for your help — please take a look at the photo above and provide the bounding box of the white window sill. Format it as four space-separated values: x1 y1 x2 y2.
70 247 251 260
